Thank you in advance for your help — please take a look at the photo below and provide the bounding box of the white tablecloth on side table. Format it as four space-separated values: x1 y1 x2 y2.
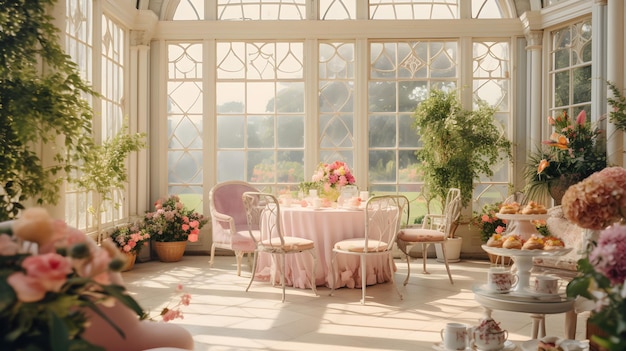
254 206 396 289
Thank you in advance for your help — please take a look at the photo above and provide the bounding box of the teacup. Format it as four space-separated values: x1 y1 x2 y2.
440 322 469 350
534 275 561 294
487 267 518 293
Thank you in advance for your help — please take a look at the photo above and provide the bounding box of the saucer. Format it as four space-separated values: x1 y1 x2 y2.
432 342 471 351
473 340 516 351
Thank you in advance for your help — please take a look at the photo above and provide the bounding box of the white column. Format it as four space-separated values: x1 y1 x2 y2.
606 0 624 166
591 0 607 127
525 31 543 152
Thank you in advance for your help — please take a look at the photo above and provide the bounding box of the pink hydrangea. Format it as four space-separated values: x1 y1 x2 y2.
562 167 626 230
589 223 626 284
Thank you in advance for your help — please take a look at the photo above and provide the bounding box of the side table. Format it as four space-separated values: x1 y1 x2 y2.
473 286 577 340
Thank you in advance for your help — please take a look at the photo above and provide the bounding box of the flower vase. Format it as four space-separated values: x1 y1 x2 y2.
154 241 187 262
322 187 341 203
548 174 581 205
120 251 137 272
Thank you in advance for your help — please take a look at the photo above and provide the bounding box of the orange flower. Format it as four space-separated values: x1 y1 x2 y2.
545 132 569 150
537 159 550 174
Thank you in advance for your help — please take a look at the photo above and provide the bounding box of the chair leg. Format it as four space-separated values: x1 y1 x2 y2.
360 255 366 304
245 251 259 292
389 253 403 300
280 253 286 303
329 252 337 296
235 250 244 276
403 253 411 286
439 242 454 285
209 243 216 267
422 243 431 274
309 250 318 297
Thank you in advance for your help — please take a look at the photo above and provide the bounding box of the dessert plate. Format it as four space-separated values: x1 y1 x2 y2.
433 340 516 351
521 339 589 351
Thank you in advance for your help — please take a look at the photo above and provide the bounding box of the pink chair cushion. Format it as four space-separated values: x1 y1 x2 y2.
211 226 257 252
397 228 445 242
260 236 315 251
334 238 389 253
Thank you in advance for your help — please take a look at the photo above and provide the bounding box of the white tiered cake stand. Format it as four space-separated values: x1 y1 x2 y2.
481 245 572 293
495 213 550 241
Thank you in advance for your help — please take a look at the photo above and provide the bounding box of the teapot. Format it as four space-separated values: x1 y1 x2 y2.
470 318 508 351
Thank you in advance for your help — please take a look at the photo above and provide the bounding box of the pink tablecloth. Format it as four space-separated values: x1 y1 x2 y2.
254 206 395 289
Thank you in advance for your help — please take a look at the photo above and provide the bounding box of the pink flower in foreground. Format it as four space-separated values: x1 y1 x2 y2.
589 223 626 285
8 253 72 302
562 167 626 230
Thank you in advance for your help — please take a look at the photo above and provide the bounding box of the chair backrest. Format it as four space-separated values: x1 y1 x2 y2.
365 195 409 251
209 181 259 227
441 188 462 237
241 192 285 249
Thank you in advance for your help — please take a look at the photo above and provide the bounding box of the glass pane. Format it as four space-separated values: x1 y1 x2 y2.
173 0 204 20
248 151 275 182
247 115 275 148
472 0 506 19
368 115 396 147
398 81 424 112
368 150 396 182
276 151 304 182
218 0 306 20
217 82 245 113
320 0 356 20
217 116 245 148
320 114 354 148
277 116 304 147
168 150 202 183
217 151 245 182
398 150 421 182
369 82 396 112
554 71 570 107
275 82 304 112
247 82 275 113
168 43 202 79
370 0 458 20
398 114 419 147
572 66 591 105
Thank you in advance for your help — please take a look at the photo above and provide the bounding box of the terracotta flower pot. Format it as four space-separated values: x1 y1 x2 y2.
153 241 187 262
120 251 137 271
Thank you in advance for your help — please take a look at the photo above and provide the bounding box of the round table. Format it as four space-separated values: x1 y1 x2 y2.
473 285 577 339
254 205 395 289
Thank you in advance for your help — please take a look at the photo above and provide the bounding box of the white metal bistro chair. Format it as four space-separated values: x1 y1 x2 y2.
242 191 318 302
329 194 408 304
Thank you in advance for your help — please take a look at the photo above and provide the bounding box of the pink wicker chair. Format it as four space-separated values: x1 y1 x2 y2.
209 181 259 276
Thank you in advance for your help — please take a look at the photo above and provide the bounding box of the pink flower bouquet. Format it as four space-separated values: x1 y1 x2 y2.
143 195 208 242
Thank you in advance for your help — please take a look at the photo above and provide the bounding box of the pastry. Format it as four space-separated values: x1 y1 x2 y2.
521 201 547 214
543 236 565 250
486 234 504 248
522 235 544 250
502 235 522 249
538 336 563 351
499 202 519 214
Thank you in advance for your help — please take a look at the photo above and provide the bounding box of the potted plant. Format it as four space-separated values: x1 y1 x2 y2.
412 89 512 260
412 89 512 210
109 222 151 271
143 195 208 262
470 202 510 264
74 121 146 243
523 109 606 205
0 0 96 221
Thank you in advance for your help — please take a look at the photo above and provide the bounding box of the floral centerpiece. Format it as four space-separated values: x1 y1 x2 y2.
310 161 356 202
562 166 626 350
143 195 208 243
110 222 151 255
0 207 145 350
524 110 606 204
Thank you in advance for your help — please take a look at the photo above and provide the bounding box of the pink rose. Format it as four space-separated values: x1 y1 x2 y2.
187 233 198 242
8 253 72 302
181 224 190 231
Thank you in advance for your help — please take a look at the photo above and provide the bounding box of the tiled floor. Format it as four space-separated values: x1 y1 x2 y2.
122 255 589 351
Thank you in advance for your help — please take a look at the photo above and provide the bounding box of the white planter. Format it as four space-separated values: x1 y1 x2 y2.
435 237 462 263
